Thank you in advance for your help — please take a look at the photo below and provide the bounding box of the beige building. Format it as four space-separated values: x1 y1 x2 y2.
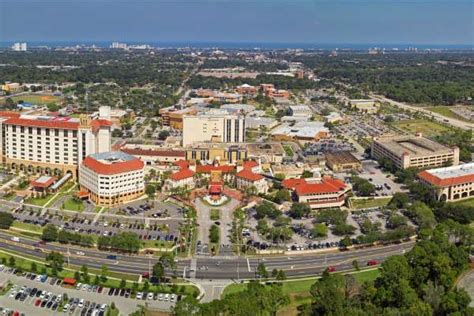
371 134 459 169
418 162 474 202
182 110 245 146
349 99 380 113
325 151 361 172
0 109 112 178
185 143 247 164
79 151 145 206
283 176 351 209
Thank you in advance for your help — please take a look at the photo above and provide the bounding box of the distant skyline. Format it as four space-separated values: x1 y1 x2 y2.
0 0 473 46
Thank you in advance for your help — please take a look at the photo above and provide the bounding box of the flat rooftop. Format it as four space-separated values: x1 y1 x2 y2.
325 151 360 165
424 162 474 179
90 151 136 164
375 136 453 157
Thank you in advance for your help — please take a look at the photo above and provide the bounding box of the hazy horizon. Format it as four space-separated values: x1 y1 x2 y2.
1 0 472 46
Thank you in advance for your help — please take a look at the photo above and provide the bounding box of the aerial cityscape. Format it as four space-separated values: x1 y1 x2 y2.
0 0 472 315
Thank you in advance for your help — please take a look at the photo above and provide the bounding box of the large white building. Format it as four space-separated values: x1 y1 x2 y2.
0 108 112 177
79 151 145 206
182 110 245 146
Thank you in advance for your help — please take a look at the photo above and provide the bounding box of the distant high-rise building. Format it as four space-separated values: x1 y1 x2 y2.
11 42 27 51
110 42 128 49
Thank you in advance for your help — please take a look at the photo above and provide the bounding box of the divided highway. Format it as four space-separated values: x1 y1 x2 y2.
0 231 415 280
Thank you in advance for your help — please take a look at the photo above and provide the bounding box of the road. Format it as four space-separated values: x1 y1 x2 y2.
0 231 414 280
371 95 474 131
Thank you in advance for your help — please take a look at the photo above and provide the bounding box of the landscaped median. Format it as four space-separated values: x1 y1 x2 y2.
222 268 381 313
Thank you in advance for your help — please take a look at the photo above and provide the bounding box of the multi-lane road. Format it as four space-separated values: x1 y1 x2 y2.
0 231 415 280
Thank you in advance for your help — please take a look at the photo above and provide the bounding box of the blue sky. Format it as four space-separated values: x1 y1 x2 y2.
0 0 473 45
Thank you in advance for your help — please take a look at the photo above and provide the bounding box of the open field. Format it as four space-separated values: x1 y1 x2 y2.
391 119 452 137
350 197 392 210
0 94 63 105
425 106 472 123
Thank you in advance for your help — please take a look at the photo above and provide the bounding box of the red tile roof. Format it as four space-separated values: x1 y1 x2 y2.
82 156 144 175
236 169 264 182
196 164 236 174
30 176 56 188
174 160 190 169
243 160 258 170
91 119 112 132
4 117 80 130
121 148 185 158
169 168 195 181
418 170 474 187
0 111 21 118
283 177 348 196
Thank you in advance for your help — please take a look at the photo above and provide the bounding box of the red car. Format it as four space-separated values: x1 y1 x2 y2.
367 260 378 266
35 299 41 306
327 266 336 272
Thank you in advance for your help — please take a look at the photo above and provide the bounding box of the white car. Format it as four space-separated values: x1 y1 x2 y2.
164 293 170 301
78 299 84 308
136 292 143 300
76 282 82 290
100 304 107 312
63 304 70 312
171 294 176 302
147 292 154 300
158 293 163 301
8 290 16 298
76 251 85 256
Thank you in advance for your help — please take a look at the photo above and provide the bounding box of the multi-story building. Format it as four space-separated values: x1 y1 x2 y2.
235 84 257 96
348 99 380 113
182 110 245 146
283 176 351 209
417 162 474 202
235 160 268 194
0 110 112 177
371 134 459 169
185 143 247 164
11 42 27 52
79 151 145 206
120 147 186 165
325 151 361 172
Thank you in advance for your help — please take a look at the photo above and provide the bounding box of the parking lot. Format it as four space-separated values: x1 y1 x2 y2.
8 206 183 247
0 266 179 315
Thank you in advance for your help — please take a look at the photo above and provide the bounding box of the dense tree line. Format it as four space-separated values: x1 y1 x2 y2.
295 53 474 105
173 281 289 316
97 231 141 253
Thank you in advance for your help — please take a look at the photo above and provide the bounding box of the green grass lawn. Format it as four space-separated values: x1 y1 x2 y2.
425 106 472 123
391 119 452 138
2 94 63 105
223 268 381 297
283 145 294 157
350 197 392 210
11 221 43 234
62 198 85 212
25 194 53 206
210 209 220 221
